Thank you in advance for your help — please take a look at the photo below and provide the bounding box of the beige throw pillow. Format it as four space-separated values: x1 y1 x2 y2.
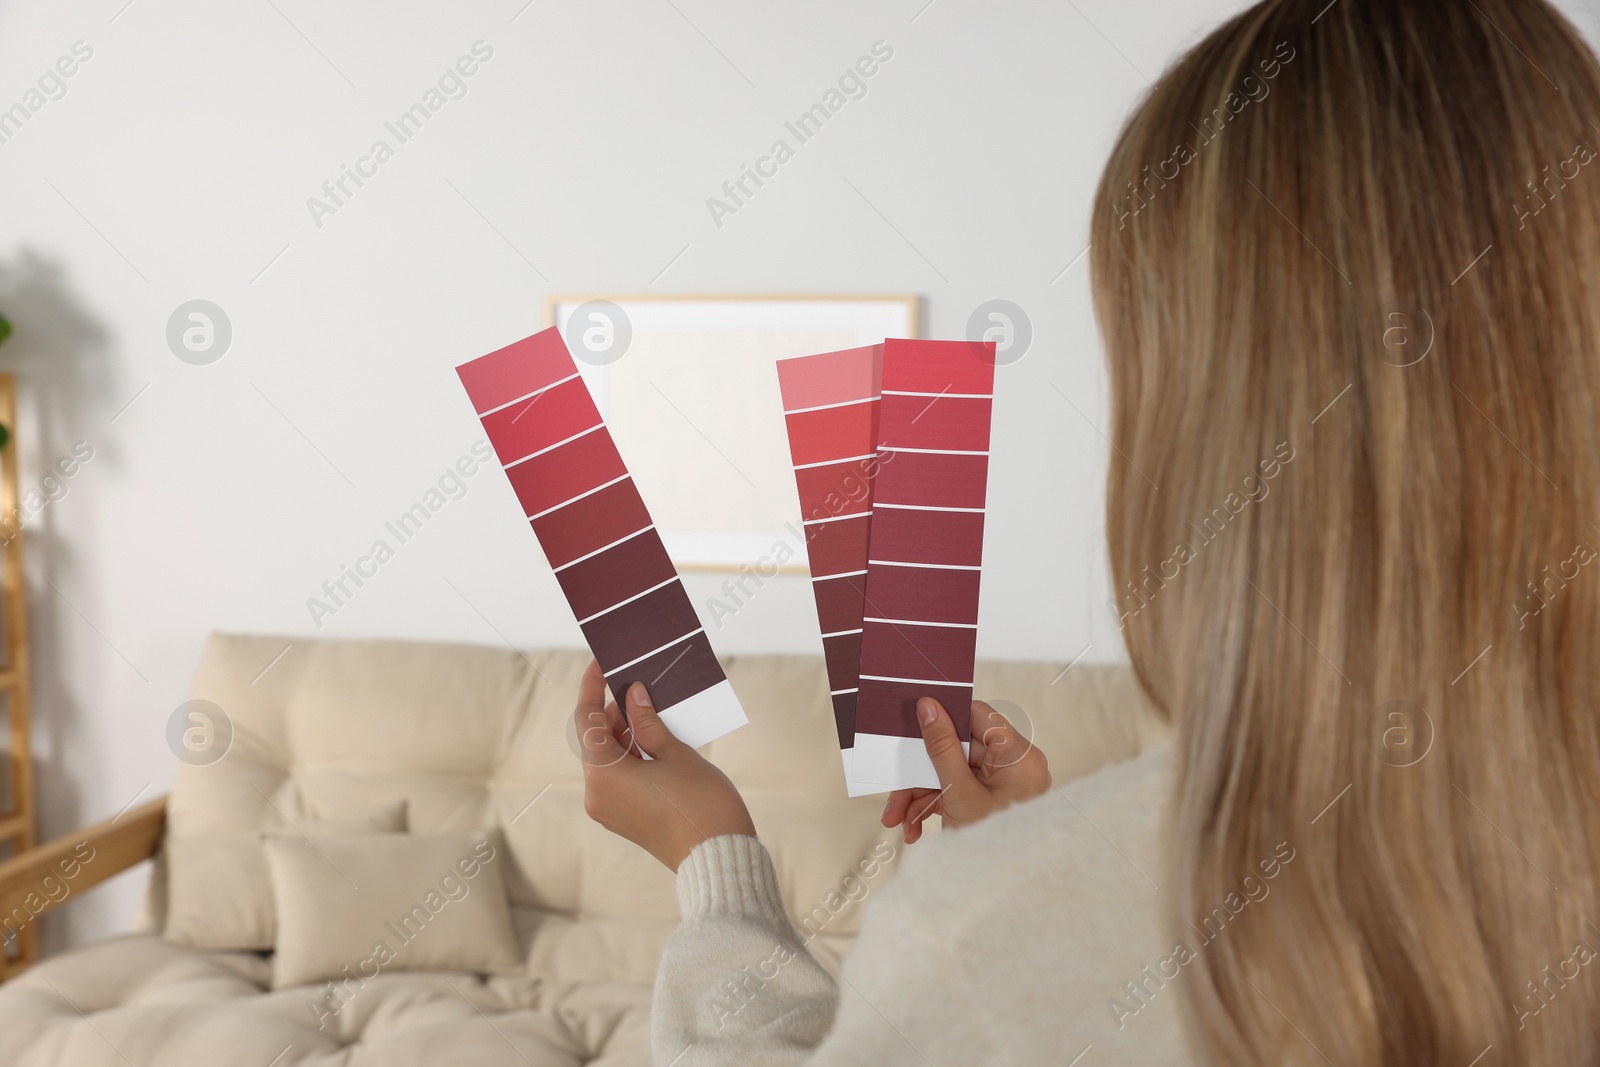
263 830 521 991
162 798 407 951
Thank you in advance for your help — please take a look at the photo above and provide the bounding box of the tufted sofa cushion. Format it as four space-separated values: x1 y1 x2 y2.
0 634 1168 1065
162 795 407 951
0 934 648 1066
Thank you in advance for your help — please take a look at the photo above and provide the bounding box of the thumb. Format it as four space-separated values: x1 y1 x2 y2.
624 681 685 758
916 698 977 796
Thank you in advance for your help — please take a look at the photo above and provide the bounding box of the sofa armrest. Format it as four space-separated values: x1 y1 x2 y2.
0 795 167 939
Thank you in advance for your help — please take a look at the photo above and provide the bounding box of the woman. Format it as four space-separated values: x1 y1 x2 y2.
577 0 1600 1062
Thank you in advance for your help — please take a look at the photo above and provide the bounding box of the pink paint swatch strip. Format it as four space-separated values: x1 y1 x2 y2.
456 326 746 749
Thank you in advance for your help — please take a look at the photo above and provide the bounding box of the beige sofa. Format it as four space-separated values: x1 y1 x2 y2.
0 634 1167 1066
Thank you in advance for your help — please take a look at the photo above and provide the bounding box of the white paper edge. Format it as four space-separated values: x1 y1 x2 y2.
658 679 748 750
840 746 880 798
847 733 968 794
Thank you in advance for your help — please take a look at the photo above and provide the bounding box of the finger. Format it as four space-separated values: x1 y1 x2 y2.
578 713 633 767
600 697 644 758
576 659 607 715
574 663 629 766
578 709 630 767
902 806 934 844
579 662 644 751
916 698 979 799
907 789 946 826
622 681 686 759
904 785 955 842
881 788 935 828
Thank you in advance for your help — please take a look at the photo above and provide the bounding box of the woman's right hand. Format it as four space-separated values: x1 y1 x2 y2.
880 698 1052 843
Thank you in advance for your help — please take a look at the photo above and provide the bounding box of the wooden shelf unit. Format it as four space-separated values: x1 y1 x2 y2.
0 376 35 980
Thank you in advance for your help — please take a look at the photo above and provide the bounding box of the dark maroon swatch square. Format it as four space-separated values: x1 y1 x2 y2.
581 581 702 672
606 632 725 715
862 565 981 625
812 573 868 633
859 620 976 683
865 508 984 567
806 516 871 577
822 631 864 689
855 677 973 739
829 690 857 749
873 451 989 510
555 532 677 621
530 479 652 569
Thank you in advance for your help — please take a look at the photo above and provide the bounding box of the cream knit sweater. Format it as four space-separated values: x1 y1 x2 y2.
651 743 1191 1065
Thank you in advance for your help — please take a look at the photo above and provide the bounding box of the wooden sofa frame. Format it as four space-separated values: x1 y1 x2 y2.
0 796 167 981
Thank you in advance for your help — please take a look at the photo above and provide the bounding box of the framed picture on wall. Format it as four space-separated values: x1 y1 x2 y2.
545 294 919 572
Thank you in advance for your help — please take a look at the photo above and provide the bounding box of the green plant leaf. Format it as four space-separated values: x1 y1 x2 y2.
0 314 10 346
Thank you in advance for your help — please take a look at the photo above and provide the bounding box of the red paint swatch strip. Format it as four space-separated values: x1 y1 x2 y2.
457 327 732 719
855 339 995 756
777 344 883 752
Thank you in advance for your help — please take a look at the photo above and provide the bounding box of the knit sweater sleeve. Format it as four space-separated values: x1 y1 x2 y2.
651 833 968 1067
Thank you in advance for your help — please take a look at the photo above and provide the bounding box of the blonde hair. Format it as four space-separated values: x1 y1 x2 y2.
1091 1 1600 1062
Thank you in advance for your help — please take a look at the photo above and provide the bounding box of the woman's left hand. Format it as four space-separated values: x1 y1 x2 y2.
881 697 1052 843
574 660 757 871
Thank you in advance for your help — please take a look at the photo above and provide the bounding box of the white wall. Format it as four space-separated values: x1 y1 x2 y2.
0 0 1595 952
